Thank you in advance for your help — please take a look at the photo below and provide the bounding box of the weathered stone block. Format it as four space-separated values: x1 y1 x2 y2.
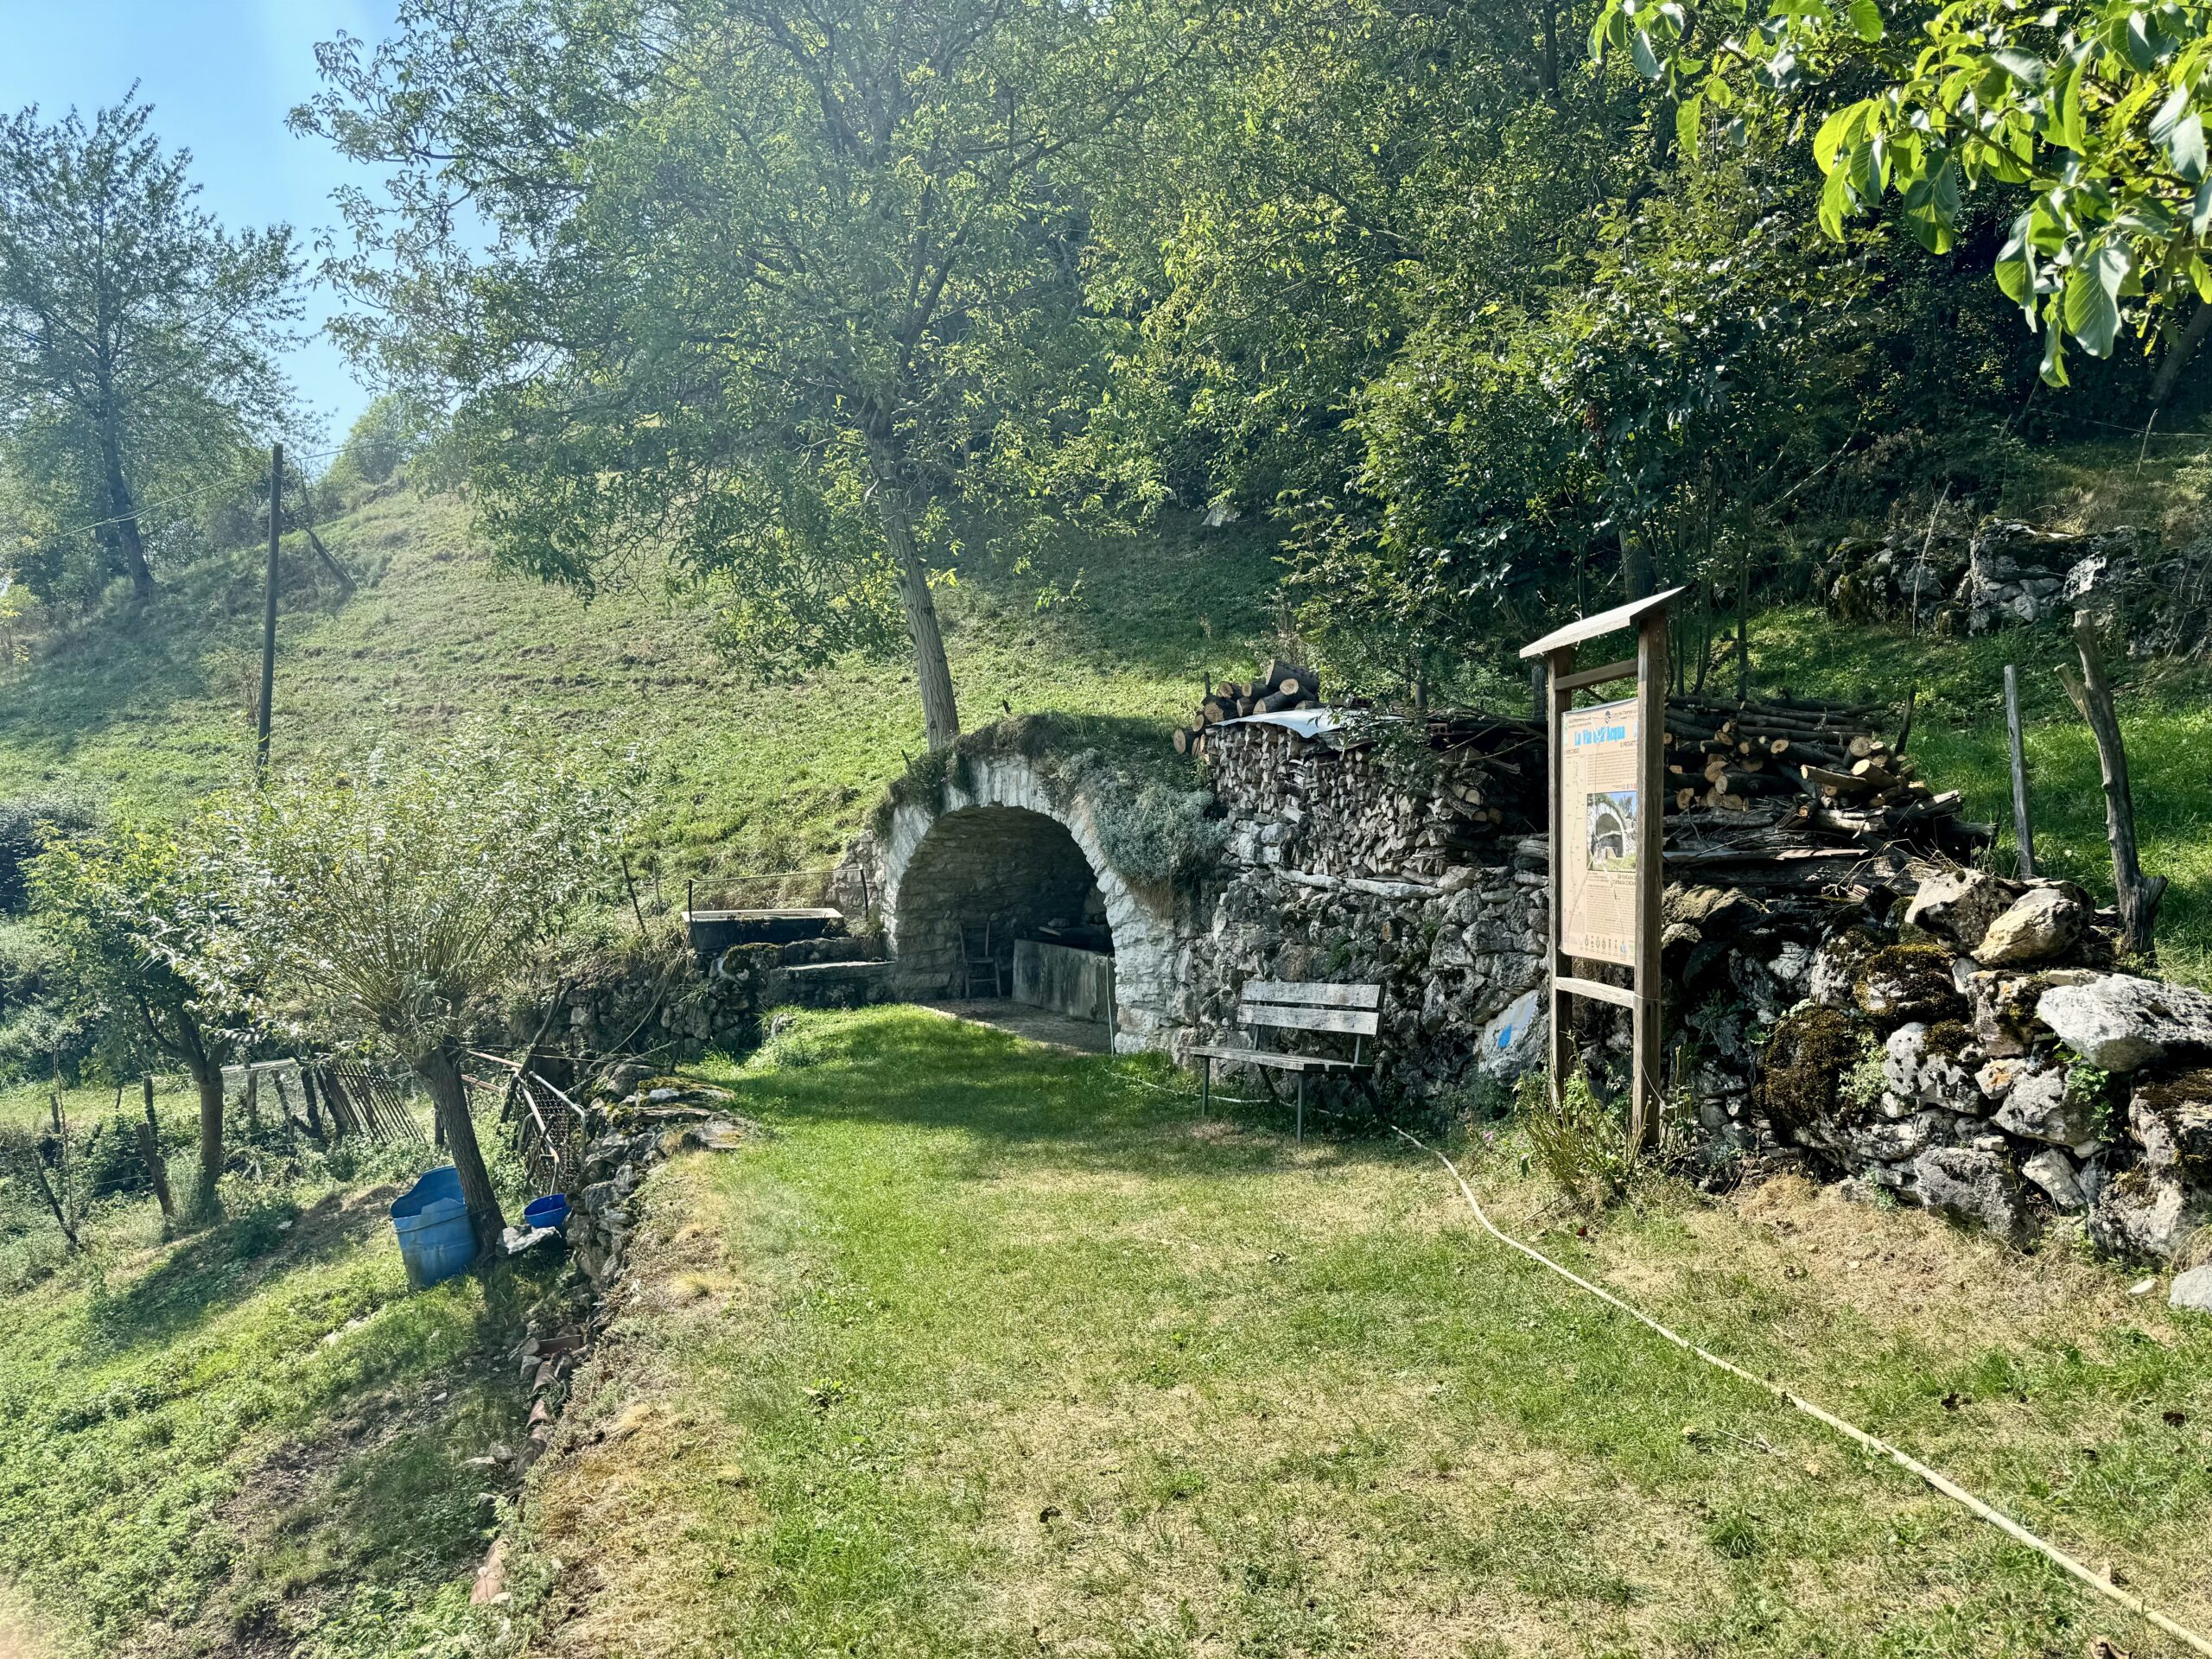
1904 870 2021 954
1912 1146 2031 1245
2130 1068 2212 1173
1854 945 1964 1022
2088 1164 2212 1260
2037 974 2212 1071
1976 885 2088 967
1993 1064 2102 1153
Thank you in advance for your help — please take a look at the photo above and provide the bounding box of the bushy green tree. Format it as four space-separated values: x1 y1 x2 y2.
216 731 633 1260
31 820 253 1217
297 0 1195 750
0 96 300 604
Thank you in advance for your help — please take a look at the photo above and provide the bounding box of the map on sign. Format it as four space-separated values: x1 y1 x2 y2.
1560 698 1638 967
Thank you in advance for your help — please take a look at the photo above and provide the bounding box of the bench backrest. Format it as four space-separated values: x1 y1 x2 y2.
1238 979 1382 1039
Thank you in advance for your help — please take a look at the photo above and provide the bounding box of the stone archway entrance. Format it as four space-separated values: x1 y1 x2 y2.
878 753 1184 1052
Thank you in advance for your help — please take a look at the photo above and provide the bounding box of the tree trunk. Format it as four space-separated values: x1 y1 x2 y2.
1618 524 1656 601
98 421 153 604
416 1042 505 1262
866 442 960 750
2149 300 2212 410
139 1075 176 1224
189 1056 226 1219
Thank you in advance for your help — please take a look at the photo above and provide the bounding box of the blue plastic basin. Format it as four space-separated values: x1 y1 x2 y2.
522 1193 570 1233
391 1166 475 1288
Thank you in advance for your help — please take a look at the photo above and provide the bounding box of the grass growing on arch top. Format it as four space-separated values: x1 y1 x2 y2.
512 1005 2212 1658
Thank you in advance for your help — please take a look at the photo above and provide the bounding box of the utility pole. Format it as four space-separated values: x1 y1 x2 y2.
257 442 281 770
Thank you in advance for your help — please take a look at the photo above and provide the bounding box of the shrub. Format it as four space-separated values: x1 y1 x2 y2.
0 793 95 915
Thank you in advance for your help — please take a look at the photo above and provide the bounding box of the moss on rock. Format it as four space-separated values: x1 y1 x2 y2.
1854 944 1961 1021
1758 1005 1866 1136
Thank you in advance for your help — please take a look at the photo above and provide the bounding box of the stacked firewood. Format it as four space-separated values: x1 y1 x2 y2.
1661 694 1980 849
1172 660 1333 753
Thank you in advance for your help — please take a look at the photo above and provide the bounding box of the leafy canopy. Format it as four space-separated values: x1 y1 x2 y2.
212 728 635 1065
1599 0 2212 381
0 95 300 601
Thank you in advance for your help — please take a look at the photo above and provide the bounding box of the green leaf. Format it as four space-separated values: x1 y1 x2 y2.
1994 212 2037 313
1849 0 1885 41
2123 11 2159 73
2063 242 2129 356
1630 28 1662 77
2041 312 2072 385
2149 85 2190 142
1677 93 1704 158
1990 47 2046 84
2194 175 2212 234
1819 160 1853 239
2170 111 2207 181
2190 252 2212 302
1814 101 1869 173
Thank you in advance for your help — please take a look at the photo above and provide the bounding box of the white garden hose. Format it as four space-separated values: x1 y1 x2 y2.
1384 1120 2212 1658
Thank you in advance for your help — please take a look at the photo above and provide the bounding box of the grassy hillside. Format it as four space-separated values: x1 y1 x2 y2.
0 490 1286 892
1 451 2205 977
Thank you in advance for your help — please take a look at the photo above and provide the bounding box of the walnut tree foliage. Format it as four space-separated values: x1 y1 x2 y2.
295 0 1200 751
1599 0 2212 382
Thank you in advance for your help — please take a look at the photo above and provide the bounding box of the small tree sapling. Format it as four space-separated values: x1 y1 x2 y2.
219 729 632 1262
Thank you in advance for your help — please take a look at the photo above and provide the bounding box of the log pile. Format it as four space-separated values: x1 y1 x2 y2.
1199 683 1989 893
1172 659 1339 753
1660 694 1990 863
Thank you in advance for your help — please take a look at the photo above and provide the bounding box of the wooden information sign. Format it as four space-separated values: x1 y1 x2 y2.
1519 588 1681 1152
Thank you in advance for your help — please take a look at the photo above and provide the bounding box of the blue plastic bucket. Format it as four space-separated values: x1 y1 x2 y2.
522 1193 570 1233
391 1166 475 1288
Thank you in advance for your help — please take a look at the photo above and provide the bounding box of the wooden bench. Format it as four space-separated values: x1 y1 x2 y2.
1187 979 1382 1140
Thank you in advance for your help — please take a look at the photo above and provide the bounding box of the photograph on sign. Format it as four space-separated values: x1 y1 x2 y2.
1560 699 1638 966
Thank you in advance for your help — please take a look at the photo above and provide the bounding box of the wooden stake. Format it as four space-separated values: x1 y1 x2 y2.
1632 607 1667 1155
257 442 281 769
2003 664 2036 880
2058 613 2166 959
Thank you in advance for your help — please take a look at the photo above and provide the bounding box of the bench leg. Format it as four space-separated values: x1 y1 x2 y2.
1296 1073 1305 1142
1201 1056 1211 1120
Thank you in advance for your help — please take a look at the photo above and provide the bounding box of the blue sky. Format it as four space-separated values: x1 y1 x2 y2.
0 0 404 448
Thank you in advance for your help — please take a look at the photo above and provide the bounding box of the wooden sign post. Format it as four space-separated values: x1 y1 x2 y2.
1519 587 1681 1153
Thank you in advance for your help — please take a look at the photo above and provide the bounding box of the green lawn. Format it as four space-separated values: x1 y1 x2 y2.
0 491 1282 889
509 1007 2212 1658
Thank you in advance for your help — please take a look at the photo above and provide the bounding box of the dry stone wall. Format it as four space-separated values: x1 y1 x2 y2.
1177 722 1548 1097
1740 869 2212 1259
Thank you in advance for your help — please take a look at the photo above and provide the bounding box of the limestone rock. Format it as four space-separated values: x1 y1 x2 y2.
1967 968 2092 1058
1975 885 2088 967
1974 1056 2031 1099
1912 1145 2031 1245
2037 974 2212 1071
1993 1064 2101 1153
2020 1147 2088 1212
1883 1021 1981 1107
2171 1263 2212 1315
2088 1164 2212 1260
1809 927 1885 1010
2129 1068 2212 1173
1904 871 2021 954
1840 1109 1951 1165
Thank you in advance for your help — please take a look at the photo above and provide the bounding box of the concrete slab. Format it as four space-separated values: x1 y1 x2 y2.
918 998 1113 1055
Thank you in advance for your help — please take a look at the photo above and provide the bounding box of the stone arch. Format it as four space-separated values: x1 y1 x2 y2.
880 753 1184 1052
